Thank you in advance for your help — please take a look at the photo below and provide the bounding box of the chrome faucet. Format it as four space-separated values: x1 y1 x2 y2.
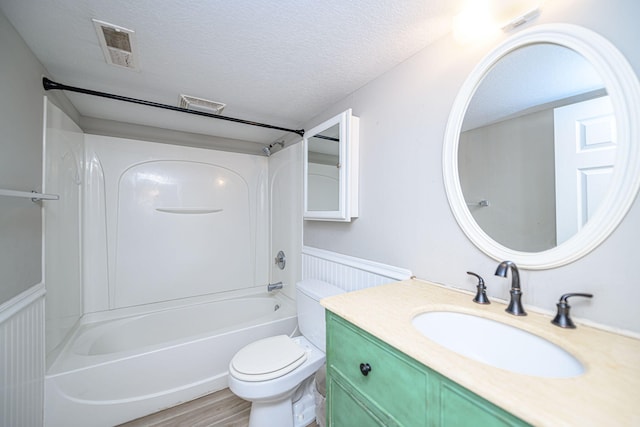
495 261 527 316
267 281 283 292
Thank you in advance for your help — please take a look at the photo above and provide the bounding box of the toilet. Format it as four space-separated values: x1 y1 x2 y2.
228 279 345 427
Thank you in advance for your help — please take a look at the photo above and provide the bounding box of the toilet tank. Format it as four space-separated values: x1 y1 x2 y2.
296 279 345 352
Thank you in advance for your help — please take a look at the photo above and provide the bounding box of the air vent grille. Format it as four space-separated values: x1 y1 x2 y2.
92 19 139 70
102 26 132 51
178 94 226 114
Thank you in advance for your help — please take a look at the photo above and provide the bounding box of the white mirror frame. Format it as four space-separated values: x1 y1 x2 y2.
443 24 640 269
303 109 359 221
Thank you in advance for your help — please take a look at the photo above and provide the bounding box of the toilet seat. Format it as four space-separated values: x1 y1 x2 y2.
230 335 307 382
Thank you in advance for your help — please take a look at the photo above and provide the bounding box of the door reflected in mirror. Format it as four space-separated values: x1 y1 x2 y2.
457 43 615 252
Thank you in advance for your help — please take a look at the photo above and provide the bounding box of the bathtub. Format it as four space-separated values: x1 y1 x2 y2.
44 292 297 427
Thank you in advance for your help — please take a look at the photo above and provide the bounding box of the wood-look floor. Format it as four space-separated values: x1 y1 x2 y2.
119 388 319 427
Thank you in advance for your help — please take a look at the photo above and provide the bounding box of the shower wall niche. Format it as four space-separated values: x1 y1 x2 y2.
83 135 269 313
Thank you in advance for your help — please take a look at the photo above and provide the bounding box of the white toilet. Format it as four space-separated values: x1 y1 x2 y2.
228 279 345 427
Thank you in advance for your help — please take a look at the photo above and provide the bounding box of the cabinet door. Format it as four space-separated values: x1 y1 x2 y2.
326 312 427 426
432 373 531 427
327 374 396 427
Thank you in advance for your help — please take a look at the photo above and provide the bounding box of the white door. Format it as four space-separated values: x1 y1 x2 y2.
554 96 616 245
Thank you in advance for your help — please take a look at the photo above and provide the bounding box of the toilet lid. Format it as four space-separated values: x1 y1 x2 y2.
231 335 307 382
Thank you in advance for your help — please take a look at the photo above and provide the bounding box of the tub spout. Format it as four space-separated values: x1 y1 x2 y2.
267 282 283 292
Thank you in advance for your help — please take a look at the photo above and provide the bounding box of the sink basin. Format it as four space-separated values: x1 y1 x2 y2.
412 311 584 378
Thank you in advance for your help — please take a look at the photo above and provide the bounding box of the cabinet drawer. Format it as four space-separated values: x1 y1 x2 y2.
327 312 427 426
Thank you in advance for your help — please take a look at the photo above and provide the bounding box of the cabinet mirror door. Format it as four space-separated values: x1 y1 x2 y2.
304 109 358 221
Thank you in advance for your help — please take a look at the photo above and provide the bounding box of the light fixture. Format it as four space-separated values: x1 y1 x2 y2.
501 7 541 32
452 0 498 45
452 0 541 45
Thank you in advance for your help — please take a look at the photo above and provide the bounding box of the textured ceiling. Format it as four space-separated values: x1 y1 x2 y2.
463 43 605 130
1 0 463 144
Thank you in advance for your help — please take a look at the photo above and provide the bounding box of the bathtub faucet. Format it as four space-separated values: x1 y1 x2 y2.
267 281 283 292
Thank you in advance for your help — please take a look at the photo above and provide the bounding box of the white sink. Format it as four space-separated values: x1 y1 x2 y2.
412 311 584 378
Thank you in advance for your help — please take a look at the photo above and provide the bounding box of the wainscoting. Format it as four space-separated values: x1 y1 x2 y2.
0 284 46 427
302 246 412 291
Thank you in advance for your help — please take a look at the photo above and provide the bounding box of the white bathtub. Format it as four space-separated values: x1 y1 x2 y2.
44 292 297 427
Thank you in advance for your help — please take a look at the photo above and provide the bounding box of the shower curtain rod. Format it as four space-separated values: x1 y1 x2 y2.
42 77 305 137
312 134 339 142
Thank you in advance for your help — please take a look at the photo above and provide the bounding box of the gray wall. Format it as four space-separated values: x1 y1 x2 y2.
459 109 556 252
303 0 640 332
0 10 78 304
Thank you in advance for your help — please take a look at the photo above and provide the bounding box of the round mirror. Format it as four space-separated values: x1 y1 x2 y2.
443 24 640 269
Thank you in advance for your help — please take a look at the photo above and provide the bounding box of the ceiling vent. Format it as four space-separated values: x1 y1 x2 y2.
178 94 226 115
92 19 139 71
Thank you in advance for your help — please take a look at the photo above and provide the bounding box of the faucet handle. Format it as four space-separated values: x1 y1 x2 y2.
467 271 490 304
551 293 593 328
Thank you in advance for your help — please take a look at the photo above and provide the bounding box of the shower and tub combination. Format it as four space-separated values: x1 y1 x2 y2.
45 292 297 426
43 128 301 426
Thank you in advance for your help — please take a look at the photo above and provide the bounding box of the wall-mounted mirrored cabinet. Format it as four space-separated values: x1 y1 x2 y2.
303 109 359 221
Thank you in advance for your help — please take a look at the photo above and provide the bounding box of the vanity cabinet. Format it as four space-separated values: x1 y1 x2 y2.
326 311 427 426
326 311 530 426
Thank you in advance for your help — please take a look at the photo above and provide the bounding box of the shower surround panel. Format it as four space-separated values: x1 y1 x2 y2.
82 135 270 312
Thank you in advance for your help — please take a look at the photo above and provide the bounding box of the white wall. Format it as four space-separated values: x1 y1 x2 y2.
303 0 640 333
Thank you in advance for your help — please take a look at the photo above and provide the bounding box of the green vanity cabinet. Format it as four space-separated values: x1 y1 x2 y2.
326 311 428 426
326 311 530 427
